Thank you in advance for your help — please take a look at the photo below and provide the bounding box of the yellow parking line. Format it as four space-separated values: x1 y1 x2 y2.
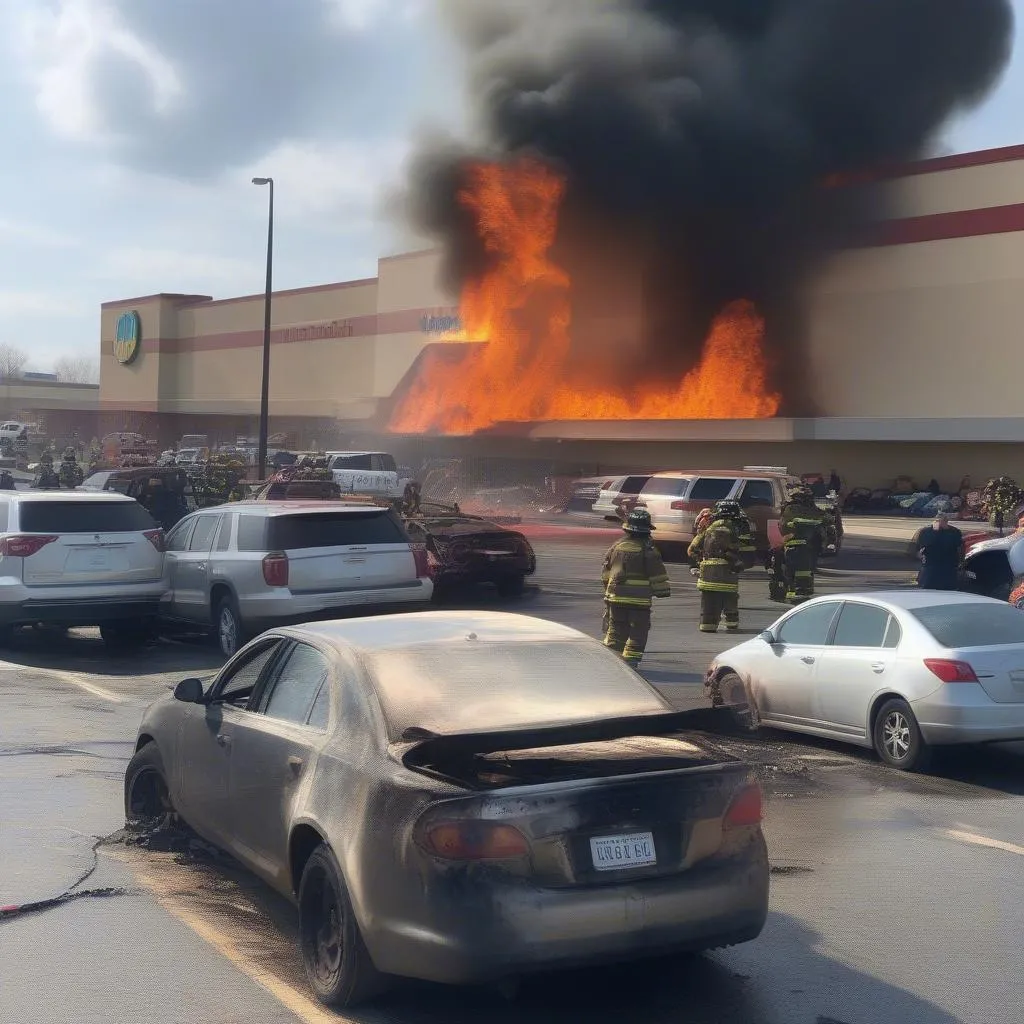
135 869 340 1024
946 829 1024 857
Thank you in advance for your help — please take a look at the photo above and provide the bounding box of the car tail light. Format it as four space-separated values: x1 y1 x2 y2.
144 529 165 553
412 545 430 579
262 552 289 587
421 822 530 861
0 535 58 557
723 783 763 829
670 499 704 512
924 659 978 683
602 481 613 491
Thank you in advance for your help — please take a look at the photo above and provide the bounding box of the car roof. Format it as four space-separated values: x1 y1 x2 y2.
323 451 387 457
648 469 790 479
805 590 1005 612
206 500 392 518
0 490 137 503
279 610 586 654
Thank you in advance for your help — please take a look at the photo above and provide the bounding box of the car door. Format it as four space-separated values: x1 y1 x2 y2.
737 478 775 552
174 513 221 621
813 602 902 739
174 638 285 845
227 641 332 888
757 601 843 727
161 517 196 620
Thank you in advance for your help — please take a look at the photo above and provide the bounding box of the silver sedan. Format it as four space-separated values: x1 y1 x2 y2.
705 591 1024 771
126 610 768 1008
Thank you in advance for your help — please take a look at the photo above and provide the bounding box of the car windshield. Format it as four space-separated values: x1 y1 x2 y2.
19 501 155 533
911 603 1024 648
363 640 669 742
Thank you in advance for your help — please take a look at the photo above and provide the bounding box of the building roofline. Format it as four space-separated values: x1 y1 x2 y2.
176 277 378 310
884 142 1024 180
101 293 213 310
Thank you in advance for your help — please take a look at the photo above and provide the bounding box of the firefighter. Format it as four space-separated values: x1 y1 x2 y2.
602 508 671 667
688 501 746 633
779 485 827 604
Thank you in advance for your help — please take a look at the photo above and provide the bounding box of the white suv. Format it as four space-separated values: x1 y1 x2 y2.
160 501 433 656
0 491 165 646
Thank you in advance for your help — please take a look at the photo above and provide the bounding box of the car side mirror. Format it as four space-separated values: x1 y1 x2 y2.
173 677 205 703
759 629 777 645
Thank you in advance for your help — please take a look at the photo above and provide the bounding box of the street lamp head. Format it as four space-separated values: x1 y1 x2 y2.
252 177 272 186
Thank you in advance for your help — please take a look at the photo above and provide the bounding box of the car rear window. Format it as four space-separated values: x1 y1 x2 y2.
620 476 650 494
363 640 670 741
266 511 408 550
910 604 1024 648
330 454 373 470
18 500 155 533
689 478 738 501
642 477 691 497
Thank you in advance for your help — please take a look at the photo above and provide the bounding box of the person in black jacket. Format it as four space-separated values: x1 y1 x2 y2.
917 513 963 590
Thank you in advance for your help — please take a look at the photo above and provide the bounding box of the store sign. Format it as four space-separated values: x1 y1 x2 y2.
113 311 141 365
421 312 463 335
283 319 354 343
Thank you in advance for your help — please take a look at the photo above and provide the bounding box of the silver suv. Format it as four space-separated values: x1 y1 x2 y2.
0 490 165 646
160 501 433 656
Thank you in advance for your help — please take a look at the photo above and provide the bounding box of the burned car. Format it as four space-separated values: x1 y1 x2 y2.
403 502 536 597
125 612 769 1009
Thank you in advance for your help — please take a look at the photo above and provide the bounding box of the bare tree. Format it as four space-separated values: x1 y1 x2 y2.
54 356 100 384
0 344 27 380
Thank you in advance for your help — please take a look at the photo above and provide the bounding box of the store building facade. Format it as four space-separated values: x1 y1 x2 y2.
98 144 1024 484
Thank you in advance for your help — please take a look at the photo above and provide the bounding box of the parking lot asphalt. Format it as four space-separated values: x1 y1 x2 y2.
1 531 1022 1024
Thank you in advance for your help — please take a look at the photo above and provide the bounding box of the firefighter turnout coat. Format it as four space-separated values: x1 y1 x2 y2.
602 536 672 607
688 518 746 595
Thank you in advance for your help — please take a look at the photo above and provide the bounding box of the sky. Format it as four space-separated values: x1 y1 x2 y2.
0 0 1021 373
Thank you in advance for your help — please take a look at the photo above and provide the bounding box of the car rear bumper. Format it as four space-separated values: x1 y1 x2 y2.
915 692 1024 745
0 583 164 626
239 579 433 631
364 852 769 985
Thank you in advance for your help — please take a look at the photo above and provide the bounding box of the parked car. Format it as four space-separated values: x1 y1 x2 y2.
705 591 1024 771
324 451 408 499
125 611 768 1008
402 503 536 596
636 469 801 554
593 475 652 518
0 490 165 647
159 501 433 656
563 476 607 513
960 533 1015 599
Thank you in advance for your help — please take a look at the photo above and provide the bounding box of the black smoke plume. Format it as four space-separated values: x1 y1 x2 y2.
407 0 1013 415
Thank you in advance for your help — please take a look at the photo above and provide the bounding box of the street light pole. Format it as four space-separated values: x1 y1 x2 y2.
252 176 274 481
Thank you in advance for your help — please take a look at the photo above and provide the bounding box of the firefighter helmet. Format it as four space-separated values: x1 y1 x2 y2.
714 499 744 519
623 508 654 535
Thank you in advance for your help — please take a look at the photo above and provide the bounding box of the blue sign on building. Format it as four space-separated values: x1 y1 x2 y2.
114 311 141 365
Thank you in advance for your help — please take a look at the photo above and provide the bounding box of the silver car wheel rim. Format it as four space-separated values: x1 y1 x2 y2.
883 712 911 761
219 608 237 654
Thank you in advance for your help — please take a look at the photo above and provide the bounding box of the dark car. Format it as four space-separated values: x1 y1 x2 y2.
403 502 536 597
125 612 769 1009
81 466 192 530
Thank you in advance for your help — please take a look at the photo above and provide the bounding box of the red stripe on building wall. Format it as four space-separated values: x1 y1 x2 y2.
861 202 1024 248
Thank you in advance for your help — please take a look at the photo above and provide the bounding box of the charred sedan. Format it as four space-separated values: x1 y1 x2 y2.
403 503 536 596
125 611 768 1008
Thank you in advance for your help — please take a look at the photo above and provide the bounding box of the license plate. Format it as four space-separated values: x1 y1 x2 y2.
590 832 656 871
67 550 112 571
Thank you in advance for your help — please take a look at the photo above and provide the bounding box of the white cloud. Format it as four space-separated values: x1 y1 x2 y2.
0 291 91 317
0 219 79 248
242 137 412 221
18 0 183 144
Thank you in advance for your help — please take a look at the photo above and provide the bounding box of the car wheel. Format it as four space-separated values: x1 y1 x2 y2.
124 741 174 826
714 671 759 732
496 575 526 599
101 619 154 651
873 698 930 771
214 595 245 658
298 843 387 1008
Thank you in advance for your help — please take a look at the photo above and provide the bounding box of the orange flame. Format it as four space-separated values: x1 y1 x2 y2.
389 159 780 434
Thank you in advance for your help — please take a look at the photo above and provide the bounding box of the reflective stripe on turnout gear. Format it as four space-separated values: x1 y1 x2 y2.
698 581 740 593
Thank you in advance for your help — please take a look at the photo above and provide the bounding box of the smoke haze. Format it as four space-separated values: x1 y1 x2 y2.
406 0 1014 415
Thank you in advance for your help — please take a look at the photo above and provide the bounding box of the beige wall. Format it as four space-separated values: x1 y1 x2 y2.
879 160 1024 219
806 230 1024 418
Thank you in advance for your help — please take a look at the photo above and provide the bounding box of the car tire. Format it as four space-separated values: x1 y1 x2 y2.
298 843 387 1008
124 741 173 826
101 619 154 651
496 575 526 599
714 671 759 732
214 595 245 658
873 698 930 771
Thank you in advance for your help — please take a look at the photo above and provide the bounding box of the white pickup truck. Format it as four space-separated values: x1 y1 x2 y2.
324 451 410 499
